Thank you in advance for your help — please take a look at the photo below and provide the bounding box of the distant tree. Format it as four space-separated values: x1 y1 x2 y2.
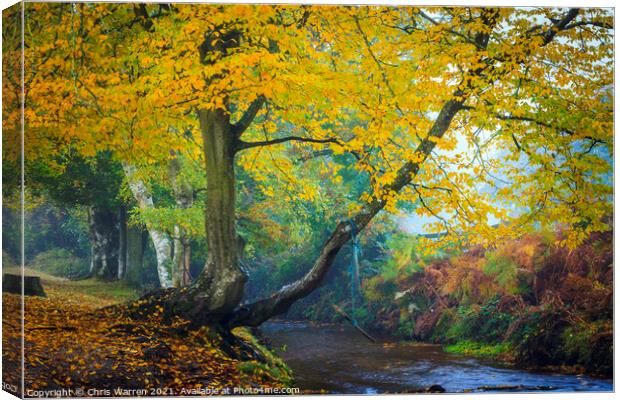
28 152 124 279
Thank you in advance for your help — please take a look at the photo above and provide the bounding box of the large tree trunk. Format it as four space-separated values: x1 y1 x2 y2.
161 24 256 322
144 8 575 331
122 164 173 288
167 109 247 322
196 108 247 312
87 207 119 280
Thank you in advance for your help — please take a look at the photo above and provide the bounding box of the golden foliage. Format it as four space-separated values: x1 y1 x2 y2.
3 4 613 250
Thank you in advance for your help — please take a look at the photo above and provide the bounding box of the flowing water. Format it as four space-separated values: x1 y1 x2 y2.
261 321 613 394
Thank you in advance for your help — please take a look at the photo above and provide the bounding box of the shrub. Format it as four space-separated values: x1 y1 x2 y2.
432 308 458 343
507 307 570 366
444 300 516 344
396 312 416 338
32 249 89 278
562 320 612 375
484 252 519 293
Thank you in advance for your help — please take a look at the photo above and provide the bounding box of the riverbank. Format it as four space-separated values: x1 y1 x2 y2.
2 269 292 397
262 320 612 394
283 229 612 378
390 231 614 378
443 340 611 379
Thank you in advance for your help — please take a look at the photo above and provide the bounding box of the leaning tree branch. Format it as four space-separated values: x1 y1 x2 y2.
232 96 265 137
224 95 466 328
495 113 566 131
222 8 578 328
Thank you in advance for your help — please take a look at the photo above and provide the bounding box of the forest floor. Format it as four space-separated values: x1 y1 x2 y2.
2 268 293 397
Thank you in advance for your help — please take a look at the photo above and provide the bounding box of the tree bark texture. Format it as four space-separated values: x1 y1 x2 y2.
122 163 173 288
87 207 119 280
165 109 248 324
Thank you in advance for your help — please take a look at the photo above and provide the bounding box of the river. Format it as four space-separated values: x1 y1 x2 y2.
261 321 613 394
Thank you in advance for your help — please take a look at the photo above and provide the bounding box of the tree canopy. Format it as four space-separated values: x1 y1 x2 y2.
3 4 613 325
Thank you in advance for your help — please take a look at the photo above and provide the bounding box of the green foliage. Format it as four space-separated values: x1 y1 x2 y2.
3 203 91 263
562 324 593 366
444 341 512 358
561 320 613 375
432 308 457 343
351 306 370 325
32 249 89 278
396 312 416 338
233 328 293 386
3 205 22 260
483 253 519 293
123 154 208 244
444 300 516 344
136 206 205 238
506 307 570 366
31 151 124 211
376 232 425 281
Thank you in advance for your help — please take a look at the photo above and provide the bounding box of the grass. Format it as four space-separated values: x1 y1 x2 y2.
3 266 139 307
444 340 512 359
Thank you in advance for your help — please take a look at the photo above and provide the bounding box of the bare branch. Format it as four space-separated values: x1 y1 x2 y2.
411 184 452 234
412 183 453 193
493 113 607 145
354 15 400 100
236 135 339 151
563 20 613 30
541 8 580 45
